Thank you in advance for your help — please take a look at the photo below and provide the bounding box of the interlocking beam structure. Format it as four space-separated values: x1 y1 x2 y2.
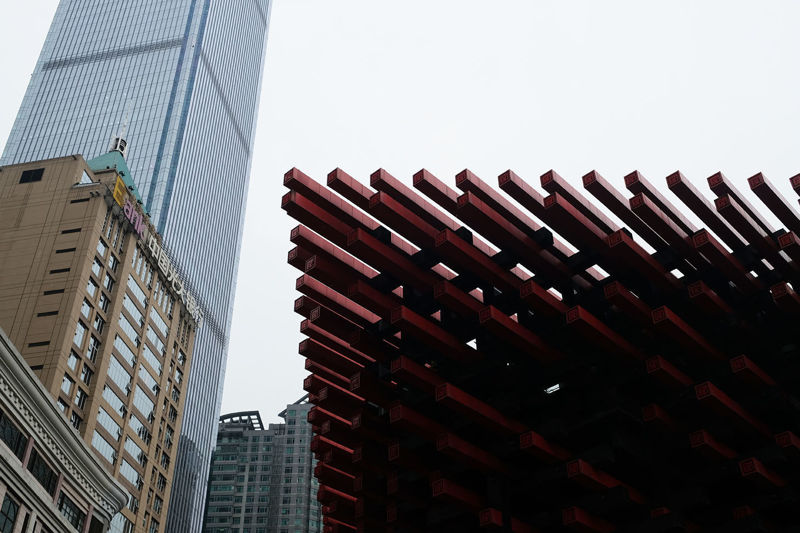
283 167 800 532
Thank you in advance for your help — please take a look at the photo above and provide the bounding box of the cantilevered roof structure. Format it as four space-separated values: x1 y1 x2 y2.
283 166 800 532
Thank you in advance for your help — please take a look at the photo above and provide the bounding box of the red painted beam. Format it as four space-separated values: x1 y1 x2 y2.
708 171 774 235
666 170 746 250
566 306 644 362
391 305 479 362
327 168 373 210
686 280 733 316
748 172 800 235
521 280 568 318
542 170 618 235
691 230 761 294
689 430 737 460
730 355 776 387
436 432 509 473
436 383 528 435
479 305 562 363
625 170 697 235
651 306 724 361
695 382 771 438
770 282 800 313
519 431 571 463
645 355 693 389
431 477 483 511
739 457 786 487
603 281 652 326
389 355 444 395
562 506 616 533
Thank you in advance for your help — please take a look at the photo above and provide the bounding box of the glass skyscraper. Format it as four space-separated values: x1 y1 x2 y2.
1 1 272 531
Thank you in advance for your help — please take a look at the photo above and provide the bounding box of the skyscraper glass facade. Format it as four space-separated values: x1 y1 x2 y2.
1 1 272 531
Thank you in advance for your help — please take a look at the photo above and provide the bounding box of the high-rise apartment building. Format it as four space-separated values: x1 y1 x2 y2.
0 154 201 532
1 2 273 530
203 399 322 533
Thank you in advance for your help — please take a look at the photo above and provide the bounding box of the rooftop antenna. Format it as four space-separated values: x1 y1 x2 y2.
109 98 134 159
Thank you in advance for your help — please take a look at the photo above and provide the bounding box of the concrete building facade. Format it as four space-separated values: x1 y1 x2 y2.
0 153 199 532
0 325 127 532
203 399 321 533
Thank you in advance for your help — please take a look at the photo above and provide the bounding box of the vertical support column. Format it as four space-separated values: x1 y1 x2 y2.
81 505 94 533
51 473 64 505
24 511 39 533
21 437 34 469
11 506 30 533
0 480 7 506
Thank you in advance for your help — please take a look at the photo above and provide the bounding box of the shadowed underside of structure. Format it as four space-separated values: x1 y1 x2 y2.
282 165 800 532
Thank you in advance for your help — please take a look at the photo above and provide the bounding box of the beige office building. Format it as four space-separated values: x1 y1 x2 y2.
0 149 201 533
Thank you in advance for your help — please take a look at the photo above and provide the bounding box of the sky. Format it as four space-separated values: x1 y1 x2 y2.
1 1 799 424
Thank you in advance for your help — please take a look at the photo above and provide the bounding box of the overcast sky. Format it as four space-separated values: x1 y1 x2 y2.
2 1 799 424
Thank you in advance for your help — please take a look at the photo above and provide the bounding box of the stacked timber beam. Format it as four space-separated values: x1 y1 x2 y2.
283 166 800 532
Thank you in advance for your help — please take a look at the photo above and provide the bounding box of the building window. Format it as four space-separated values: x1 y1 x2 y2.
86 278 98 298
19 168 44 183
28 448 58 495
67 350 80 370
58 491 86 530
103 273 115 292
0 410 27 460
81 365 93 385
98 292 110 313
70 412 82 430
91 258 103 277
0 495 19 533
97 239 108 258
86 336 101 363
92 431 116 465
93 314 105 334
61 374 74 396
74 388 88 410
73 321 87 348
81 299 92 319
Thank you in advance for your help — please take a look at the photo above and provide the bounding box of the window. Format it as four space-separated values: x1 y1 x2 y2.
58 492 86 530
133 386 155 420
74 388 88 410
109 254 120 272
119 314 140 347
92 431 116 464
0 410 27 460
98 292 110 313
86 278 98 298
113 335 136 367
97 239 108 258
67 351 80 370
127 276 147 307
119 459 142 487
61 374 74 395
139 365 158 394
146 326 165 356
149 518 159 533
81 299 92 319
86 335 100 363
103 273 115 292
0 495 19 533
153 495 163 514
80 365 93 385
124 437 146 466
97 407 121 440
102 386 126 417
91 258 103 277
107 357 132 393
149 308 169 338
93 314 105 334
28 448 58 495
142 344 163 376
123 295 144 326
19 168 44 183
70 412 82 430
73 321 87 348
